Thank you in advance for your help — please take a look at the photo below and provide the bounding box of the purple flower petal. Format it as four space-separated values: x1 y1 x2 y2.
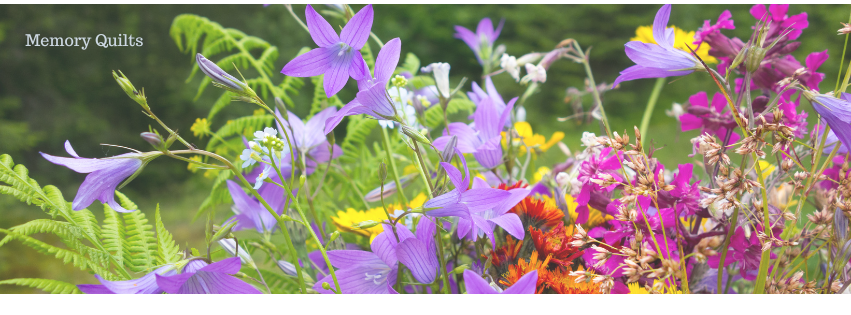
355 79 396 118
340 4 373 49
652 4 675 48
305 4 339 47
396 238 438 284
281 47 335 77
324 52 354 98
490 213 524 241
349 50 370 81
501 270 537 294
462 269 498 294
373 38 402 83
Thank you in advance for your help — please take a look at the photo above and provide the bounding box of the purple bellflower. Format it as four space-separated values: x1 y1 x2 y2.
40 140 155 213
455 17 504 65
78 265 177 294
457 177 529 249
467 76 516 128
462 269 537 294
155 257 261 294
433 96 513 170
224 180 291 233
314 219 439 294
806 92 851 150
422 152 511 222
324 37 403 134
613 4 700 87
281 4 373 98
275 107 343 174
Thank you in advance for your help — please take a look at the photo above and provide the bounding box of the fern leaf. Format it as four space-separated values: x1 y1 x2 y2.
205 114 274 152
423 98 476 130
308 76 344 119
155 205 182 265
340 116 378 164
122 211 157 273
0 278 83 294
0 229 113 277
101 204 126 268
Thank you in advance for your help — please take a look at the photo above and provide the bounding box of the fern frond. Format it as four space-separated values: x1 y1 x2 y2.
155 205 182 265
122 211 157 273
206 114 274 152
308 75 344 119
101 205 126 268
0 219 80 248
340 116 378 164
423 98 476 130
0 278 83 294
0 229 114 277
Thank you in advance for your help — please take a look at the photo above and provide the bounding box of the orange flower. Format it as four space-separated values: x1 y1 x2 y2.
511 197 564 229
487 235 523 271
545 266 601 294
530 223 585 268
500 251 552 294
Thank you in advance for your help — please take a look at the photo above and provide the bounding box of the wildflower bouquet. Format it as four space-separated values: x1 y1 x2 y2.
2 3 851 296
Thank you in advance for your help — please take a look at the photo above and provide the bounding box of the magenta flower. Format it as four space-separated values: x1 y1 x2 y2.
455 17 504 65
463 269 537 294
422 151 512 221
78 265 177 294
155 258 261 294
275 107 342 174
324 37 403 134
613 4 699 87
694 10 734 46
575 147 623 224
40 140 152 213
707 226 777 280
281 4 373 98
432 96 513 169
456 177 529 249
679 91 741 143
314 219 439 293
749 4 809 41
667 164 702 216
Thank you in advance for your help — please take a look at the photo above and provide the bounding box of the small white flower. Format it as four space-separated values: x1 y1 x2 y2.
385 88 419 129
555 172 570 187
421 62 451 98
522 63 547 84
666 102 684 120
500 54 520 81
254 164 272 190
253 127 277 142
580 132 598 148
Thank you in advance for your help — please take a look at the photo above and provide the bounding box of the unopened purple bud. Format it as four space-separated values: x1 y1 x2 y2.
276 260 298 277
196 53 246 92
441 135 457 162
140 132 163 148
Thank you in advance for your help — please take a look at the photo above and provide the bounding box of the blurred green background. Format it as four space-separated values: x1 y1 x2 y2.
0 4 848 293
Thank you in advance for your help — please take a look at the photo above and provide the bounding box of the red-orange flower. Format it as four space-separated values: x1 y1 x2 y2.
530 222 585 268
500 251 552 294
488 235 523 271
545 267 601 294
511 197 564 229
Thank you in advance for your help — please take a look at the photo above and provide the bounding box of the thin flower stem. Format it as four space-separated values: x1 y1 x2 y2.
172 148 308 293
267 154 342 293
717 206 739 293
381 126 409 205
752 152 772 294
835 10 851 94
639 77 665 147
167 153 228 169
283 4 310 33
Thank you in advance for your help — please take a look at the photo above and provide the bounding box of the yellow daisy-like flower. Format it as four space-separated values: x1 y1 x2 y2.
540 194 613 229
628 281 682 294
632 25 716 64
190 118 211 138
331 193 428 242
501 122 565 155
533 166 551 183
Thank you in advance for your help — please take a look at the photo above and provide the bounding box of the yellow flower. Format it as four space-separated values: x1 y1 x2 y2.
331 193 428 242
757 160 775 180
628 280 682 294
253 108 266 116
187 155 203 173
540 194 612 229
632 25 717 64
190 118 211 138
533 166 551 183
501 122 565 155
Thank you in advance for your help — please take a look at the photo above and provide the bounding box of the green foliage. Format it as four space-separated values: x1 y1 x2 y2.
423 98 476 130
0 153 186 291
0 278 83 294
206 114 275 153
308 75 344 118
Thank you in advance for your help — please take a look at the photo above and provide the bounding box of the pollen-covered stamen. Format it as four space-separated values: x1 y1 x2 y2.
363 272 385 285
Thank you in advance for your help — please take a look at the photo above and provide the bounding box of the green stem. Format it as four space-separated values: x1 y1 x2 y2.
381 126 409 205
752 153 772 294
835 9 851 94
639 78 665 147
717 207 739 293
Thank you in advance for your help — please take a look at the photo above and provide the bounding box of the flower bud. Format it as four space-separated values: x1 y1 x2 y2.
217 238 255 268
140 132 164 150
276 260 298 277
299 174 306 187
401 125 431 145
196 53 247 92
745 47 766 73
321 282 332 290
421 62 451 99
112 70 148 109
325 131 336 146
451 264 470 274
391 75 408 88
327 231 340 245
211 220 238 242
441 135 457 162
351 220 381 230
378 162 388 183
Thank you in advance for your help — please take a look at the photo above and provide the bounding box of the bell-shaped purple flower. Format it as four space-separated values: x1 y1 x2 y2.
613 4 699 87
455 17 504 65
457 177 528 249
807 92 851 150
40 140 152 213
423 152 511 221
275 107 343 174
77 265 177 294
462 269 537 294
432 96 513 170
324 37 403 134
155 257 261 294
281 4 373 98
224 180 292 233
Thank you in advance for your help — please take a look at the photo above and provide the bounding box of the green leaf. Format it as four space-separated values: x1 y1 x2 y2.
396 52 421 76
122 210 157 273
101 204 126 268
0 278 83 294
155 205 182 265
423 98 476 130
